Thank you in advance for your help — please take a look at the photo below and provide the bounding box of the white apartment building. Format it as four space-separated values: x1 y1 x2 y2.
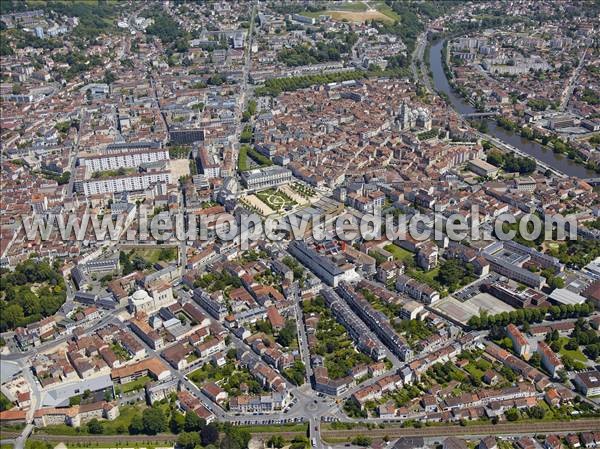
78 171 171 196
79 148 169 172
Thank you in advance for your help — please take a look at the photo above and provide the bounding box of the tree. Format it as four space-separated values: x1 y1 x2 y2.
487 149 504 167
177 431 201 449
557 369 568 383
352 436 372 447
221 425 251 449
220 434 242 449
267 436 285 448
240 125 253 143
128 414 144 435
142 407 166 435
87 418 103 434
184 411 205 432
201 423 220 445
169 410 185 434
103 70 117 85
276 320 297 347
2 303 25 329
529 352 541 368
505 407 520 421
527 405 545 420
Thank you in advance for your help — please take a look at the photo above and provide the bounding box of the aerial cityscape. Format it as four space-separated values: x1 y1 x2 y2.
0 1 600 449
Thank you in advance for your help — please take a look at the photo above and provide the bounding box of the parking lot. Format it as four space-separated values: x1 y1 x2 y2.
453 273 501 301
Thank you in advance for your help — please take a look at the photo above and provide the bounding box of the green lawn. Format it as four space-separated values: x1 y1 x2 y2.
384 244 415 264
334 2 368 11
373 1 400 20
111 343 132 362
418 267 440 284
463 361 488 380
256 188 297 211
557 337 587 362
130 248 177 265
92 168 136 179
119 375 151 394
0 392 12 412
99 405 144 434
301 2 368 17
406 267 444 294
40 405 149 436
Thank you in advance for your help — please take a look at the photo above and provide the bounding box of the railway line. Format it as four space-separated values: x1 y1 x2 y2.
11 418 600 446
321 419 600 440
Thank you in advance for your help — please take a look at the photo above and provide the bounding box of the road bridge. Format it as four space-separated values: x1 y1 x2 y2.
582 177 600 185
462 111 499 118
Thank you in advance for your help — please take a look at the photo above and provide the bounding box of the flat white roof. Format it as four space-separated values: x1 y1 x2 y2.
549 288 586 305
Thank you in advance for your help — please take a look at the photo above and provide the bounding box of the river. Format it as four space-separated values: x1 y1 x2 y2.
428 39 594 178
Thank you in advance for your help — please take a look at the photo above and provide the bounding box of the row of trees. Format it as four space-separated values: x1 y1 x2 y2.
254 71 367 97
467 302 594 330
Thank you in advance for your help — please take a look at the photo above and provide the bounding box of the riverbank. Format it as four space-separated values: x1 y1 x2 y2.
427 38 597 178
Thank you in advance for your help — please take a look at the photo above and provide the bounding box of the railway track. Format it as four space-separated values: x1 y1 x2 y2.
9 419 600 445
322 419 600 440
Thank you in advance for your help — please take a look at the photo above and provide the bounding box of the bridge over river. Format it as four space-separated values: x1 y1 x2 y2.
462 111 500 118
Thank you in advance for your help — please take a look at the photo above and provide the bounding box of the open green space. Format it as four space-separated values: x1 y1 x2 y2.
118 375 151 394
39 405 148 436
111 343 132 362
463 358 492 381
373 2 400 20
120 248 177 275
92 168 136 179
129 248 177 265
557 337 587 363
0 392 12 412
256 188 297 211
384 244 415 265
238 145 273 172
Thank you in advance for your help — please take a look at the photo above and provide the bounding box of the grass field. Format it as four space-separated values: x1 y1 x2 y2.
39 405 150 436
130 247 177 265
256 188 297 211
373 1 400 20
326 10 392 22
557 337 587 363
301 2 395 23
384 243 415 264
119 375 151 394
417 267 440 285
